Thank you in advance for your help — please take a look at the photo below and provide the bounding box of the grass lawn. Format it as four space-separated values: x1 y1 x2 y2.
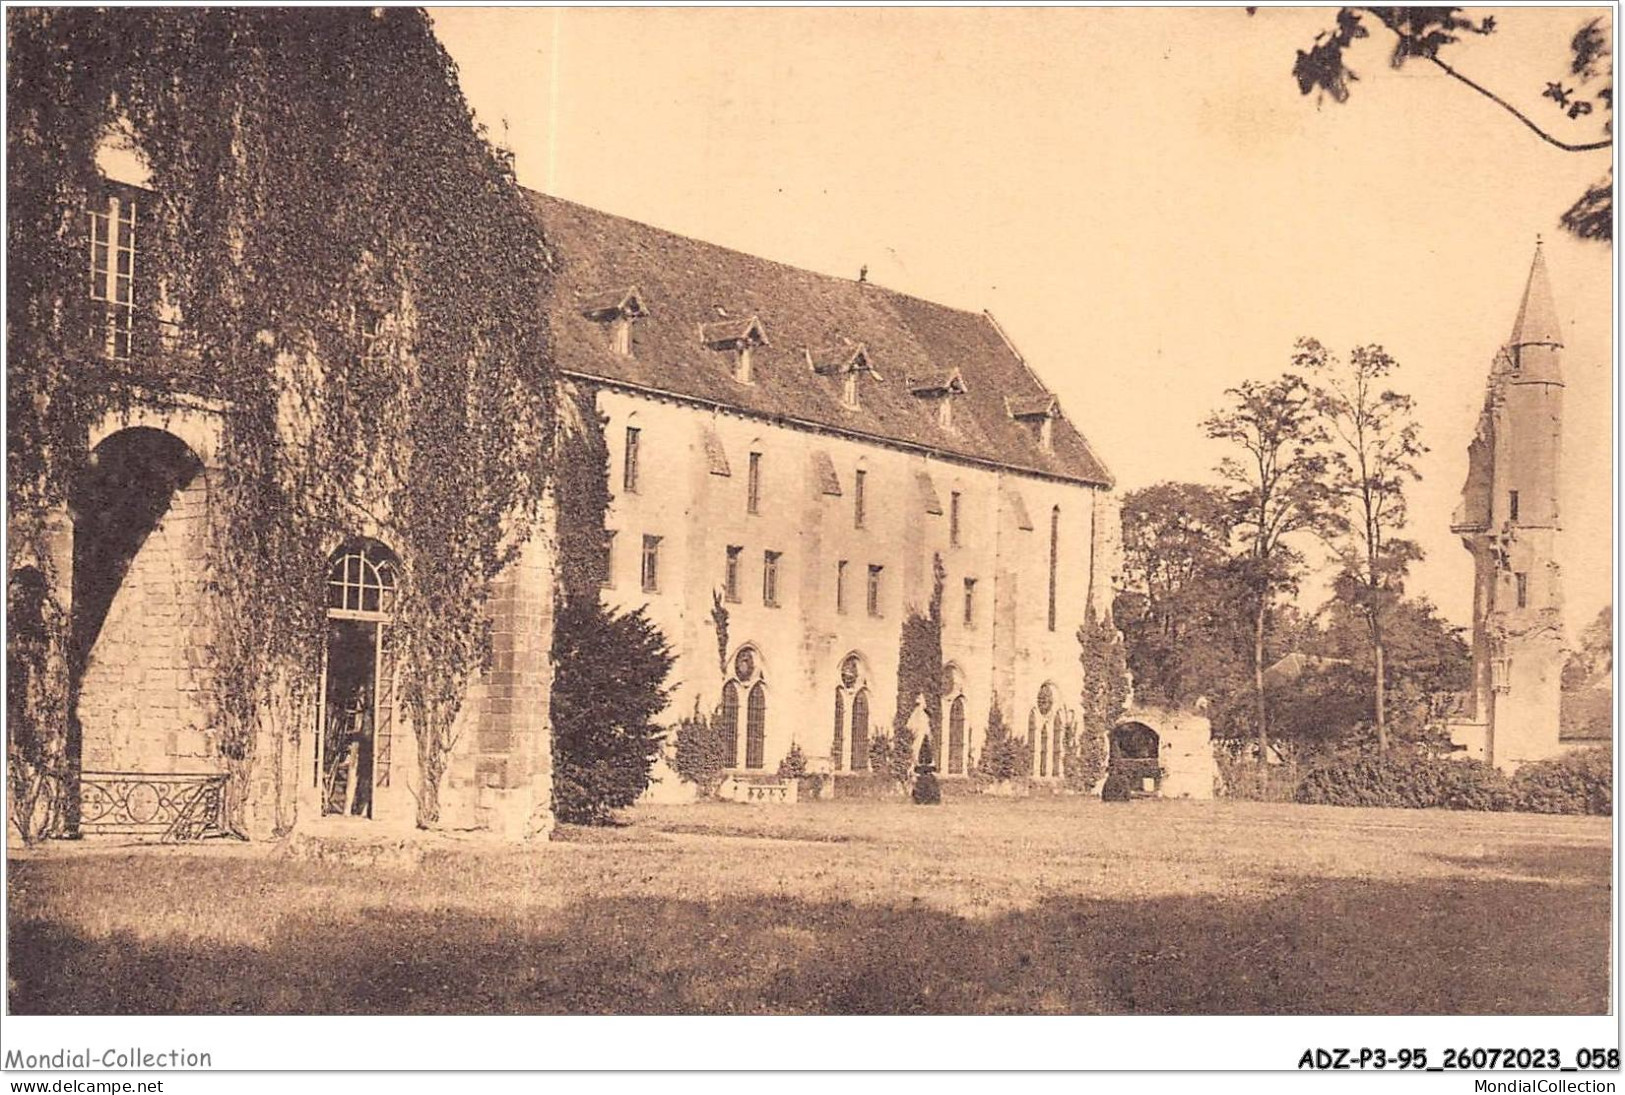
6 796 1612 1014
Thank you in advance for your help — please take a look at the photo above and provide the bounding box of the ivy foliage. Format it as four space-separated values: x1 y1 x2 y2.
7 9 555 832
1074 604 1128 792
891 553 948 773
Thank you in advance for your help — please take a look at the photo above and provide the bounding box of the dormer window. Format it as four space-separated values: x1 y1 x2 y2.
909 368 967 431
702 315 768 384
810 343 876 410
582 287 649 357
1007 394 1060 452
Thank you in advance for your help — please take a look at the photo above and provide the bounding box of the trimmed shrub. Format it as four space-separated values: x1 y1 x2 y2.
867 729 915 788
1100 770 1134 802
912 737 941 804
1293 747 1510 811
673 705 731 795
831 772 904 800
1509 749 1612 815
972 702 1029 784
776 743 809 780
912 770 941 804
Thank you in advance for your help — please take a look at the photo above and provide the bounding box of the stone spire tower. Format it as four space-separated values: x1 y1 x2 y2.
1449 242 1567 771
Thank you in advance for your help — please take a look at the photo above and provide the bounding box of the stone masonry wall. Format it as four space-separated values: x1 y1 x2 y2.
78 473 220 777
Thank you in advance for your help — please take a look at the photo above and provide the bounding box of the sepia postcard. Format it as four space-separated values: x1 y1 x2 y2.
2 4 1617 1082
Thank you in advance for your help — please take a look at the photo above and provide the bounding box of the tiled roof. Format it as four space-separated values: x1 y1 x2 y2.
531 191 1112 488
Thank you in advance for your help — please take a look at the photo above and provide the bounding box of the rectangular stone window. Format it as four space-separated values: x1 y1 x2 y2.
600 530 617 588
836 559 849 614
88 192 138 360
359 309 390 368
724 545 742 603
963 577 977 628
950 490 962 548
867 564 883 618
1509 490 1520 522
641 533 661 593
624 426 641 494
748 452 762 515
1515 571 1528 609
854 469 867 529
763 550 782 607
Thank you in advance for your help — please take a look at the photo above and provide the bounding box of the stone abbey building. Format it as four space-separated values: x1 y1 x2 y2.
26 181 1119 841
541 194 1118 787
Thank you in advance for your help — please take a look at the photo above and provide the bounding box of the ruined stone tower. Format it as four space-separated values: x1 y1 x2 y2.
1449 242 1567 772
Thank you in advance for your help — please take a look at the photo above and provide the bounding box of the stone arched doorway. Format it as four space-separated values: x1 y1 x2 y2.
315 539 400 820
1108 720 1162 796
70 425 221 836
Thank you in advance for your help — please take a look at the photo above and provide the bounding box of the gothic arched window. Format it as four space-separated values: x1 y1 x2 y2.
948 696 967 775
720 681 741 767
851 688 871 772
745 682 767 769
832 689 846 772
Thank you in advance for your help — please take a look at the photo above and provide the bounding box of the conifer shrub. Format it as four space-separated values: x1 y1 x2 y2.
972 702 1029 785
777 742 809 779
674 704 731 796
868 728 916 788
550 598 675 824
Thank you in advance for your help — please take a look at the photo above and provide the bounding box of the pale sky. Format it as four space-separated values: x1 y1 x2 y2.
430 6 1615 638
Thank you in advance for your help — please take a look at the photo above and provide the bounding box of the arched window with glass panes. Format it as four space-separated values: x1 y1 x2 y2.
832 652 871 772
726 645 767 770
943 663 967 775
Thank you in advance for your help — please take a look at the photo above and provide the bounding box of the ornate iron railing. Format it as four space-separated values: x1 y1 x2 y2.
79 771 228 841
